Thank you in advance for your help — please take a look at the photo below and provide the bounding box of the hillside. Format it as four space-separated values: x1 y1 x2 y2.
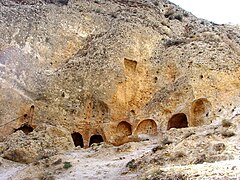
1 0 240 179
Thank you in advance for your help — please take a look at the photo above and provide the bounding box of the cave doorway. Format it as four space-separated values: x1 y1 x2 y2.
117 121 132 137
167 113 188 130
191 98 212 126
89 135 104 146
71 132 84 148
135 119 157 135
14 124 33 135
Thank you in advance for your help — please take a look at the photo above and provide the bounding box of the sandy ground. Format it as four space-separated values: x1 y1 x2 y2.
0 138 158 180
55 141 157 180
1 121 240 180
141 159 240 180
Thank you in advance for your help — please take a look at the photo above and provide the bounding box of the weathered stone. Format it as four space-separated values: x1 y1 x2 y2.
2 125 74 163
0 0 240 154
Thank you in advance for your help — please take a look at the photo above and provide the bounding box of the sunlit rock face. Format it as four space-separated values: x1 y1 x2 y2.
0 0 240 151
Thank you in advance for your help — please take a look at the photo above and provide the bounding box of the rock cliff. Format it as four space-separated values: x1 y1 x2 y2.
1 0 240 163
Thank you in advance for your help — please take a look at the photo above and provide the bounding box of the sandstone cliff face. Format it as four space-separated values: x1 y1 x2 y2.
0 124 74 163
0 0 240 153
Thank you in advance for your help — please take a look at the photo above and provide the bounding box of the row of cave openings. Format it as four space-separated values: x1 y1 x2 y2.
167 98 212 129
70 98 212 147
71 133 103 148
15 98 211 148
71 119 158 148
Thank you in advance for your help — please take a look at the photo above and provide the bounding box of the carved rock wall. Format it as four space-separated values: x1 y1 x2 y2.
1 0 240 149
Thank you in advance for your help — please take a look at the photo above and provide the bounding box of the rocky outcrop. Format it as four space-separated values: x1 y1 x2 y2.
128 116 240 179
0 124 74 163
0 0 240 156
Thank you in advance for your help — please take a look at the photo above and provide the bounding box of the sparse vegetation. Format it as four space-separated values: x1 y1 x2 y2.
63 162 72 169
126 159 137 170
1 0 240 179
95 9 101 13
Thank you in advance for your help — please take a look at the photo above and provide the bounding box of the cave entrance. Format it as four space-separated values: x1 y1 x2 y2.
71 132 84 148
167 113 188 130
89 135 104 146
191 98 211 126
14 124 33 135
135 119 157 135
117 121 132 137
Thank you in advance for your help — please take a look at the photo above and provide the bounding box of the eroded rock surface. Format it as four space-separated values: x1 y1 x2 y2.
1 0 240 162
0 124 74 163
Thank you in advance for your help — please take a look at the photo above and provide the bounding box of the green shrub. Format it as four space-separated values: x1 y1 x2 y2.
63 162 72 169
95 9 101 13
126 159 137 170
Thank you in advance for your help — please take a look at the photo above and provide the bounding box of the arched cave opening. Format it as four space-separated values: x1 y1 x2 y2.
89 135 104 146
167 113 188 130
117 121 132 137
14 124 33 135
191 98 211 126
71 132 84 148
135 119 157 135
